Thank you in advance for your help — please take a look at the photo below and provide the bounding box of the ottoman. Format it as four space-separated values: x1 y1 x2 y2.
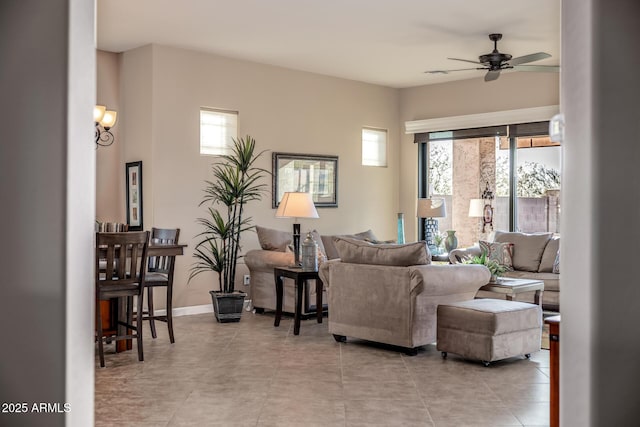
437 298 542 366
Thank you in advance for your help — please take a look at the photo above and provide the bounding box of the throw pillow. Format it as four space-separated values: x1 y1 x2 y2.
538 237 560 272
479 240 514 270
322 229 379 260
552 251 560 274
333 237 431 266
494 231 552 272
255 226 292 252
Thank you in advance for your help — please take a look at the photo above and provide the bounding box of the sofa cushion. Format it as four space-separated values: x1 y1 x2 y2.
494 231 552 272
322 229 377 260
479 241 514 270
333 237 430 266
255 226 291 252
539 237 560 272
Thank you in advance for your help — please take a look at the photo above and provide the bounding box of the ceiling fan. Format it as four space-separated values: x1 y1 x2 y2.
425 33 559 82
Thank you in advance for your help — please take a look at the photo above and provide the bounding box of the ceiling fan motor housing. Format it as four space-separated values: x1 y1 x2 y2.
479 33 512 69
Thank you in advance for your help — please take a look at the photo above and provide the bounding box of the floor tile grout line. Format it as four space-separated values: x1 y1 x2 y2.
400 351 436 426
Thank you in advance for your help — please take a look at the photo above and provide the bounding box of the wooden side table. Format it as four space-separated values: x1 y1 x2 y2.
274 266 323 335
545 315 560 427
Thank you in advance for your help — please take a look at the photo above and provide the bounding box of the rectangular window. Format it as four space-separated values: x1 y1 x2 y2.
362 127 387 167
200 108 238 155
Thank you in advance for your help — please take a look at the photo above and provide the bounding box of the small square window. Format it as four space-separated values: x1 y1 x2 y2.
200 108 238 155
362 127 387 167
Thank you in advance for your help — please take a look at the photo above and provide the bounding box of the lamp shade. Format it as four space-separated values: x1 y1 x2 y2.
469 199 485 217
101 110 117 128
275 192 319 219
94 105 106 122
417 198 447 218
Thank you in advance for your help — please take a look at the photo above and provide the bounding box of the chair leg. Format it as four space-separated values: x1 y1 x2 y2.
147 287 157 339
96 297 105 368
166 283 175 344
136 292 144 362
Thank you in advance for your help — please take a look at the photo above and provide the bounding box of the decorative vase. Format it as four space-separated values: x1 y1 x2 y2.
397 213 405 244
444 230 458 252
301 231 318 271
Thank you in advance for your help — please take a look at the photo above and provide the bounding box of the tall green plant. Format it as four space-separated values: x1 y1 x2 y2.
189 135 267 293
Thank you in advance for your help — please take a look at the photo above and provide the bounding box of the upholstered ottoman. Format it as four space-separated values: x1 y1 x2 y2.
437 299 542 366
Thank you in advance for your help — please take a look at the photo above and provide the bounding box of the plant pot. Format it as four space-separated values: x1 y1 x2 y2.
209 290 246 323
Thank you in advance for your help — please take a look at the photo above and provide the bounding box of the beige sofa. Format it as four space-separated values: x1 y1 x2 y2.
244 227 378 315
449 231 560 311
318 237 491 354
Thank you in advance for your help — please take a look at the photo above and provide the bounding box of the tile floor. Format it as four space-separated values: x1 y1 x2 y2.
95 312 550 426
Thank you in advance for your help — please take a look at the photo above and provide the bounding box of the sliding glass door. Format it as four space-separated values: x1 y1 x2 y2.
417 122 560 245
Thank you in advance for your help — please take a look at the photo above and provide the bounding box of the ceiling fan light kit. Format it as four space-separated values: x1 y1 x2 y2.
424 33 559 82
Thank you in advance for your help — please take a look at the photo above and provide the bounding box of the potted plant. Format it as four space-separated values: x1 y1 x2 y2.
189 135 267 322
465 251 507 283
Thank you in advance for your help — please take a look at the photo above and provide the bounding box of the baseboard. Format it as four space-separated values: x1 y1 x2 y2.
153 300 252 317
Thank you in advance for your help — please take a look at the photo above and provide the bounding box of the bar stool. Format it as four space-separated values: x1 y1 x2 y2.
95 231 149 367
144 227 180 343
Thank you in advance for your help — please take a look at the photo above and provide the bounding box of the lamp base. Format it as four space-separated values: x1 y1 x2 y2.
425 218 439 252
292 223 301 266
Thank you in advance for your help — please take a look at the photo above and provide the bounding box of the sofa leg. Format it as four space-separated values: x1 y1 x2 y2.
525 353 531 359
404 348 418 356
254 307 264 314
482 360 491 367
441 351 447 359
332 334 346 343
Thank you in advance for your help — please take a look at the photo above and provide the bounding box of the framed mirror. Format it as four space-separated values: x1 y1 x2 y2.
272 152 338 208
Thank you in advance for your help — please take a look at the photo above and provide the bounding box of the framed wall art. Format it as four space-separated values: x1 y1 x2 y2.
125 161 143 231
272 152 338 208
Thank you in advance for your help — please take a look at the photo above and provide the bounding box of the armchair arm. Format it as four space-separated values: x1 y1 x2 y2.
410 264 490 296
449 244 481 264
244 249 293 272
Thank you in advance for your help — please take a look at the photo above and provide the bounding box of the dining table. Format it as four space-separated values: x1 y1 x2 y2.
97 242 187 352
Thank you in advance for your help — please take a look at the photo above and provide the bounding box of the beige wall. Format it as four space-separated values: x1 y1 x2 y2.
117 44 400 308
97 45 559 309
96 50 124 221
399 72 560 240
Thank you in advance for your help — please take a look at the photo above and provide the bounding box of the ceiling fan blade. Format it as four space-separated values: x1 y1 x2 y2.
514 64 560 73
484 70 501 82
509 52 552 66
424 67 482 74
447 57 483 65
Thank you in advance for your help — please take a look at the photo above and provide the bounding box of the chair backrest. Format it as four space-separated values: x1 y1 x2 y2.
96 231 150 292
148 227 180 274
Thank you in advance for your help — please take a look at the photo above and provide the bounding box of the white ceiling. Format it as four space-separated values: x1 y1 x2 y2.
97 0 561 89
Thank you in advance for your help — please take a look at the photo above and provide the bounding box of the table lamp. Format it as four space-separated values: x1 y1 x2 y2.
469 197 495 233
417 198 447 251
275 192 319 266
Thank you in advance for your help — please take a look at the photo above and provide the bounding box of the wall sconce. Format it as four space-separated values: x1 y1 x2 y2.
94 105 117 147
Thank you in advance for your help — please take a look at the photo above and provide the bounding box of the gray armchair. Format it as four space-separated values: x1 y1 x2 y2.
318 237 490 354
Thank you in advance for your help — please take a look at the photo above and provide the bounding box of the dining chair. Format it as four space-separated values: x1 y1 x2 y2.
95 231 149 367
144 227 180 343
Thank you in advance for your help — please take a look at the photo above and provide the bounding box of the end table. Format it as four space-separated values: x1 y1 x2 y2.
274 266 323 335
